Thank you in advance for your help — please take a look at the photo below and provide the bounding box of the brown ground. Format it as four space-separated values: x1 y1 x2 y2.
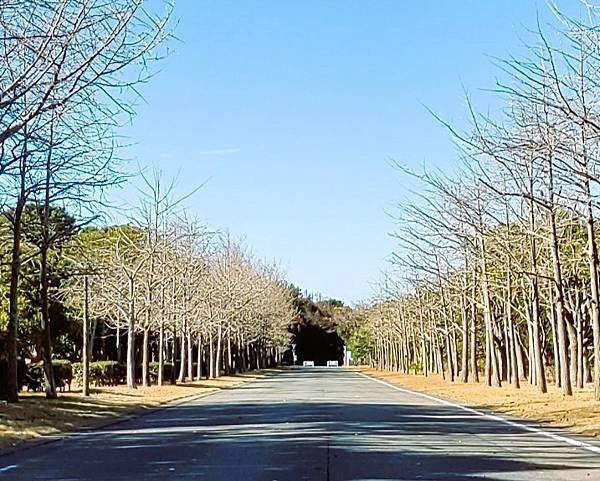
0 372 264 450
356 366 600 439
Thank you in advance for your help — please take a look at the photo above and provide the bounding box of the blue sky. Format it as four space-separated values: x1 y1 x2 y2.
118 0 579 304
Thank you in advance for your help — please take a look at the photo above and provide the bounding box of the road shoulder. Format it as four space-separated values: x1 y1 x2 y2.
355 366 600 441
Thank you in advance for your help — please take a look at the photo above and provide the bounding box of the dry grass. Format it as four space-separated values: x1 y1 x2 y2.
0 372 264 450
357 366 600 438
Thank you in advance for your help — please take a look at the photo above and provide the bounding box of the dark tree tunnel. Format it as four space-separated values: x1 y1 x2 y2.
292 322 344 366
283 290 345 366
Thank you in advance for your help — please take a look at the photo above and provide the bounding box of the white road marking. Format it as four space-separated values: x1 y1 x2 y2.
0 465 18 474
357 371 600 455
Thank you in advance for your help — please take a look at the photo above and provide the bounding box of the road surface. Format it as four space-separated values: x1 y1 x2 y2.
2 368 600 480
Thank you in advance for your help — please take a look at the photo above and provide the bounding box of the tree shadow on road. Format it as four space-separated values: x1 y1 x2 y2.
5 395 600 481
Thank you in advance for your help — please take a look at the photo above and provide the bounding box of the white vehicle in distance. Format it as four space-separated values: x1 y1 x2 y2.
303 361 315 367
327 360 339 367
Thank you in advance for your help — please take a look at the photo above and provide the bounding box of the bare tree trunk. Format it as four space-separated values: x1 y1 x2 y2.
39 144 57 398
435 336 444 379
187 330 193 381
170 331 177 384
584 349 593 384
215 323 222 378
142 327 150 387
178 326 186 382
575 63 600 399
239 334 247 372
506 269 520 389
576 301 584 389
418 293 428 376
528 191 547 393
126 277 136 389
116 324 122 364
567 321 578 390
158 323 165 386
209 331 215 378
227 333 233 374
6 171 27 402
39 237 56 398
451 328 459 379
515 328 526 380
549 286 560 388
196 334 203 379
584 197 600 399
460 285 469 383
470 267 479 383
549 210 572 396
479 235 501 387
526 300 535 385
82 275 90 396
436 261 455 382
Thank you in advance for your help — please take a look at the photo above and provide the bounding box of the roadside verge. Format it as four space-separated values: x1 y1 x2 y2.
0 370 271 455
354 366 600 441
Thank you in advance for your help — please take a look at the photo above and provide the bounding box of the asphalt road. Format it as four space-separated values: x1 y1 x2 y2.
2 368 600 480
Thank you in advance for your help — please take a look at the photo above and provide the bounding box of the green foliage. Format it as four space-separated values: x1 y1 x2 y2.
24 360 73 392
285 283 302 300
346 326 373 365
72 361 125 387
409 361 421 374
72 362 178 386
320 298 345 309
21 204 78 249
0 204 80 361
0 217 144 366
149 362 175 383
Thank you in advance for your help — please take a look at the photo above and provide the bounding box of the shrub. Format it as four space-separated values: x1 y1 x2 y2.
95 361 124 386
24 360 73 392
171 362 199 380
53 360 73 391
72 362 82 384
72 361 125 387
149 362 175 383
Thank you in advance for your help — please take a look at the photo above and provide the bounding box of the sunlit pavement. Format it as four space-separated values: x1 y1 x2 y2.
2 368 600 480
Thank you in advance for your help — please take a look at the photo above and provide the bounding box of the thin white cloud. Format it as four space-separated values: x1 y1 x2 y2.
197 148 241 156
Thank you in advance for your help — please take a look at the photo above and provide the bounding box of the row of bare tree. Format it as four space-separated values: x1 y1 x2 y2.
67 186 296 395
0 0 175 402
360 4 600 400
0 1 296 403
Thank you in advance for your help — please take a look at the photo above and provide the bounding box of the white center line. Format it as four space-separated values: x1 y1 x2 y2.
0 465 18 474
